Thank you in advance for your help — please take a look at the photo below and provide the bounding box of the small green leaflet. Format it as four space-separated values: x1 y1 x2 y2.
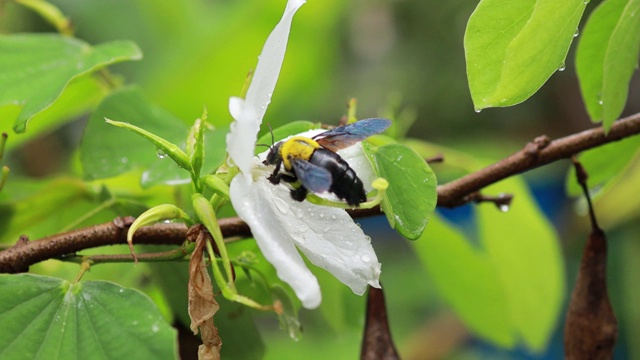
0 274 177 359
365 143 437 240
0 34 141 132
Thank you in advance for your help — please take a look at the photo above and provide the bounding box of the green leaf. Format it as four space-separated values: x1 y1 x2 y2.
367 143 437 239
576 0 640 131
0 34 141 132
565 134 640 197
414 215 515 347
81 87 226 186
465 0 586 110
0 75 107 152
0 274 177 359
0 177 101 243
477 177 565 351
593 151 640 228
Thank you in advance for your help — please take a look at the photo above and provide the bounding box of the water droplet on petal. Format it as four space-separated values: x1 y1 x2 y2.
273 197 289 215
360 254 371 263
156 148 167 159
295 222 309 233
291 232 305 244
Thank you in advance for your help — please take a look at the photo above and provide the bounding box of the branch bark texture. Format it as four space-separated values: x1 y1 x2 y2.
2 112 640 272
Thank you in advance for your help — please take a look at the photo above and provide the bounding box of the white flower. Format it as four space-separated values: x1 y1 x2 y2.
226 0 381 309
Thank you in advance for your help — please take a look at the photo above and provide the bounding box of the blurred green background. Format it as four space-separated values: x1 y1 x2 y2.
2 0 640 359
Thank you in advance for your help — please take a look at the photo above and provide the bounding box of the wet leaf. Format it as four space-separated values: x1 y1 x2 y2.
576 0 640 130
466 0 586 110
0 274 177 359
367 143 437 240
0 34 141 132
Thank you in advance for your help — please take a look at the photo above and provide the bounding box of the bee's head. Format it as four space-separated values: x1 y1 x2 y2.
264 141 283 165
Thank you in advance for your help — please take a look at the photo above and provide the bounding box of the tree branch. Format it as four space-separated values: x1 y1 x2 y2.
437 112 640 207
2 111 640 272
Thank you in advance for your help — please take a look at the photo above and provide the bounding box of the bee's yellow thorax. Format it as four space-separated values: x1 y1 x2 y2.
280 136 320 170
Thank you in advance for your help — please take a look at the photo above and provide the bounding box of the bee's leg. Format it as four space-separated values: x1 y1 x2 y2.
267 162 282 184
290 186 308 202
280 174 297 183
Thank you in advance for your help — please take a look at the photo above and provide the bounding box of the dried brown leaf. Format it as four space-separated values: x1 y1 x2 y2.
188 229 222 360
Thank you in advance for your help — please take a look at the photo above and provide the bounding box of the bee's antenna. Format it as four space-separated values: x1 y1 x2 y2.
256 123 276 150
267 123 275 146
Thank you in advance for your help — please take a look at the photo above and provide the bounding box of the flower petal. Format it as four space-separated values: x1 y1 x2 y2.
230 175 322 309
245 0 306 118
232 170 381 300
289 198 382 295
227 97 258 176
335 143 377 192
226 0 305 177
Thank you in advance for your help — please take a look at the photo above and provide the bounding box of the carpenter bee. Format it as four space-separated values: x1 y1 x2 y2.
263 118 391 207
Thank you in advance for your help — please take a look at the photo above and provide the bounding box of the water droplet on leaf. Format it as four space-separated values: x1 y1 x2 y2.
156 148 168 159
499 204 510 212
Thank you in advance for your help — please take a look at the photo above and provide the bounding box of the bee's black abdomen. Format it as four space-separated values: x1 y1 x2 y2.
309 149 366 206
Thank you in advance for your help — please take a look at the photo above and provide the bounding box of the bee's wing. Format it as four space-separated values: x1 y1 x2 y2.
313 118 391 152
290 158 332 194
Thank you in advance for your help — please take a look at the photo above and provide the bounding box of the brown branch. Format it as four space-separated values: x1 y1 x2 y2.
0 217 249 273
437 112 640 207
2 112 640 272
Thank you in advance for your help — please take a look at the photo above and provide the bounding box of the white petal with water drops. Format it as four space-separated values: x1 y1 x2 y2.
291 198 382 295
230 175 322 309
